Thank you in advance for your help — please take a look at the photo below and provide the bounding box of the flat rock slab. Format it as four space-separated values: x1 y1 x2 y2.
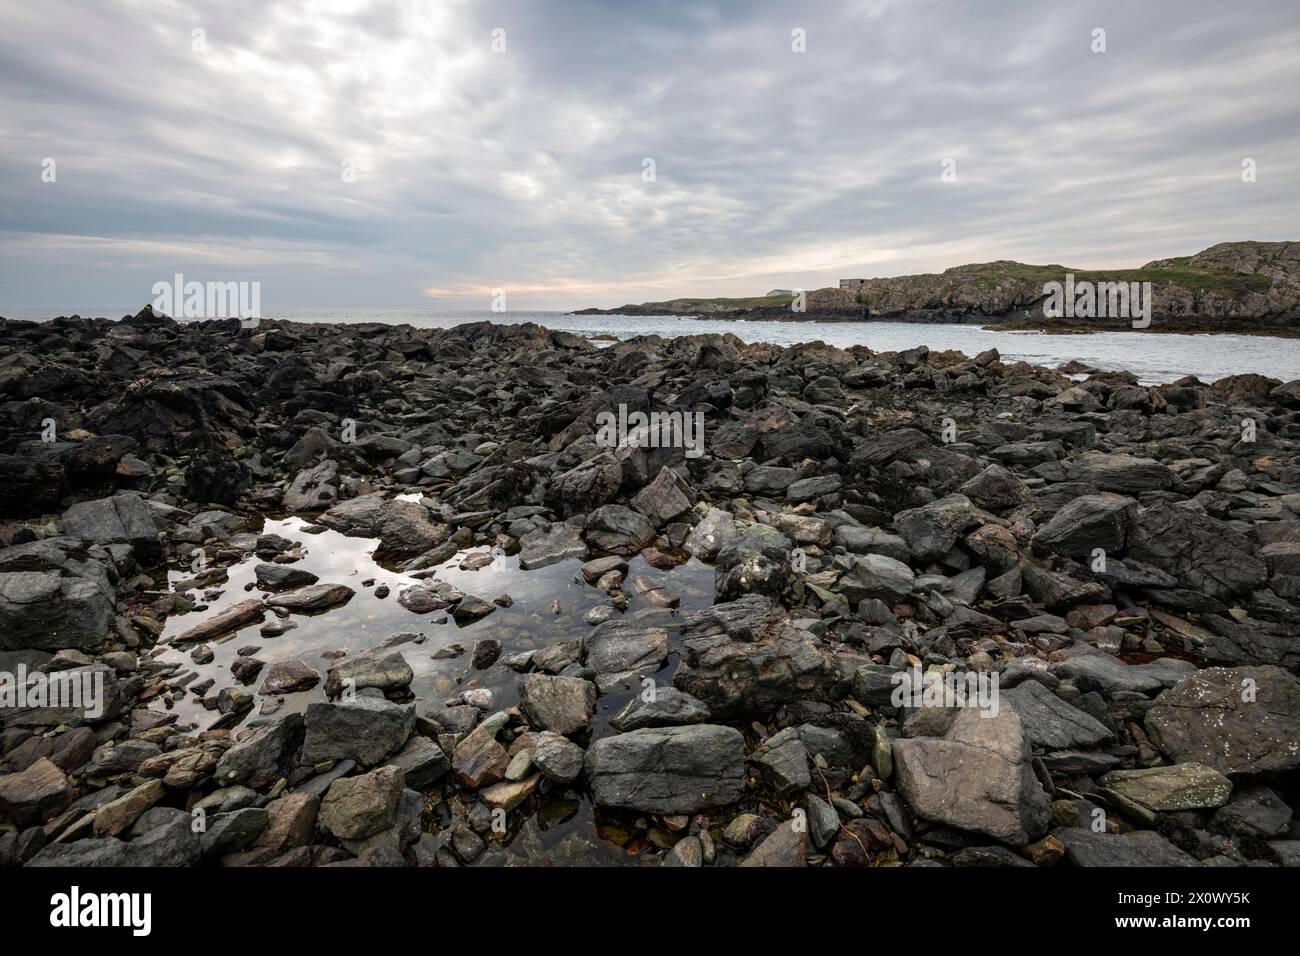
171 599 266 646
1054 827 1199 867
1051 654 1194 696
585 724 744 814
265 583 355 613
1101 763 1232 812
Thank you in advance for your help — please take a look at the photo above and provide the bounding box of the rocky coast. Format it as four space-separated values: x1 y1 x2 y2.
578 240 1300 337
1 309 1299 868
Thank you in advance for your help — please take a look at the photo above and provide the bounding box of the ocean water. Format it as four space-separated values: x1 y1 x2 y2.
10 307 1298 385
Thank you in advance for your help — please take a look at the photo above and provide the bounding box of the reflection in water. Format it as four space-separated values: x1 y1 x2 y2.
154 515 718 864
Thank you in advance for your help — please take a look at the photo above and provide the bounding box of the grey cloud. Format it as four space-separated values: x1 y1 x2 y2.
0 0 1296 313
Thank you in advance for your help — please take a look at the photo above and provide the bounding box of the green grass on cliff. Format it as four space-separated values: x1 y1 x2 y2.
946 258 1272 294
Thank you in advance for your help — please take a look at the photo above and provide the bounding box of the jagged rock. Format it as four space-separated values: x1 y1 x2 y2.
319 765 405 841
959 463 1030 512
738 820 807 867
837 553 916 604
685 507 737 561
253 563 319 591
1069 452 1173 494
630 466 693 526
674 595 837 716
517 674 597 735
532 732 585 783
213 714 304 789
61 494 162 562
518 523 588 569
375 499 450 554
749 727 810 792
893 494 984 562
258 659 322 695
1212 786 1293 838
452 717 510 788
1051 654 1193 695
1128 501 1267 601
1032 495 1137 557
583 504 655 556
1003 679 1115 750
389 735 451 788
0 757 71 825
714 524 794 601
324 650 412 698
548 453 623 517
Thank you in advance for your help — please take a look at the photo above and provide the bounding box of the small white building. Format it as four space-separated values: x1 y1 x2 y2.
839 279 865 290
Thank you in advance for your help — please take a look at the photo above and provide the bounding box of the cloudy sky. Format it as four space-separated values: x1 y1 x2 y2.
1 0 1297 314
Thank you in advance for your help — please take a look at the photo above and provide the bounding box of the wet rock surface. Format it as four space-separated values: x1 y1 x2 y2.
2 313 1299 867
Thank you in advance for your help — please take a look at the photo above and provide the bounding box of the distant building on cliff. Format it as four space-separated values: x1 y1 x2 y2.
839 278 865 290
766 289 794 296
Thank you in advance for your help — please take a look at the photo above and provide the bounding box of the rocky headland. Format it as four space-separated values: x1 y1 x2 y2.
1 309 1299 868
577 240 1300 336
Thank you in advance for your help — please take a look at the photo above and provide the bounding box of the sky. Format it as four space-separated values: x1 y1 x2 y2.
1 0 1298 314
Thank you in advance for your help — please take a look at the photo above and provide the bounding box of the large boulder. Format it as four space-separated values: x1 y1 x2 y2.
630 466 693 527
61 494 162 563
1069 452 1174 494
548 453 623 517
0 538 114 652
1145 666 1300 776
1003 680 1115 750
300 698 415 767
893 708 1050 846
584 724 745 814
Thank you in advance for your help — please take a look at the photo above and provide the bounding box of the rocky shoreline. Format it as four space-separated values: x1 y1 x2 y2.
2 309 1299 868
